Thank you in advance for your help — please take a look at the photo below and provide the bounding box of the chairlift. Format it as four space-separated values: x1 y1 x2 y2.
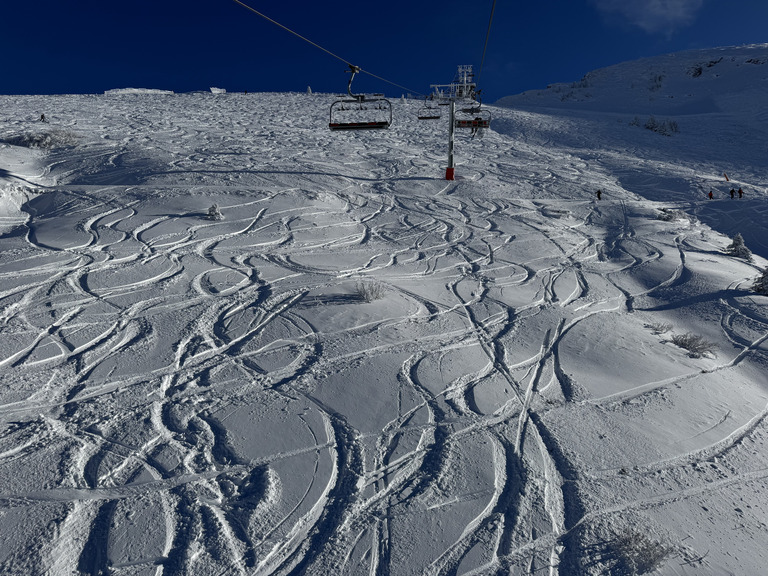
417 96 441 120
329 65 392 130
454 105 491 130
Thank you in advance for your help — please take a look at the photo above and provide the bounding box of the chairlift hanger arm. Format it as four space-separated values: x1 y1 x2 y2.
346 64 363 100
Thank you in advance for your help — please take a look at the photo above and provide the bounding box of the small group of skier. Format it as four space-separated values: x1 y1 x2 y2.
709 187 744 199
597 188 744 200
595 186 747 201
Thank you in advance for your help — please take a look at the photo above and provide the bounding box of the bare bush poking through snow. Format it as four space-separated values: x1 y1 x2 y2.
631 116 679 135
644 115 679 135
646 322 672 335
355 280 384 302
670 332 717 358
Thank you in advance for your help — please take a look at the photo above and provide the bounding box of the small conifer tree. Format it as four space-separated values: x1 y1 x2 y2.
753 267 768 294
725 233 753 262
207 204 224 221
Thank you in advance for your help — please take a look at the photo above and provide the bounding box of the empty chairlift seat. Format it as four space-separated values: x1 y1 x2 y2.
417 96 441 120
329 97 392 130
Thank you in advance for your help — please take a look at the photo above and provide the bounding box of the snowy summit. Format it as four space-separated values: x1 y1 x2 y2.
0 45 767 576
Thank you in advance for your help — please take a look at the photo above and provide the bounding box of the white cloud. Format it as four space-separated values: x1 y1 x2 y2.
593 0 704 34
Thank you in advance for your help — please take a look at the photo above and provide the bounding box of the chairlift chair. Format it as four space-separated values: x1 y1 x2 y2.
329 65 392 130
417 96 441 120
454 105 491 130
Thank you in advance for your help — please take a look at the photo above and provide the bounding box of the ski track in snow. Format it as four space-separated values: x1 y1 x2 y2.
0 89 767 575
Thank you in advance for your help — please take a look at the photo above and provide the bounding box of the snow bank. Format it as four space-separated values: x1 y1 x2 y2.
103 88 174 95
0 184 32 234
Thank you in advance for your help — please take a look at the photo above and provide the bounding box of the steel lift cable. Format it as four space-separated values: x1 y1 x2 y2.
477 0 498 88
231 0 425 97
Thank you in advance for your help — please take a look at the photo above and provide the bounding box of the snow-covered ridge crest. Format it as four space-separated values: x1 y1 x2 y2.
496 44 768 115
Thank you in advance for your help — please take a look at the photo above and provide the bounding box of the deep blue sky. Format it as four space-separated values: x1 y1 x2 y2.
2 0 766 100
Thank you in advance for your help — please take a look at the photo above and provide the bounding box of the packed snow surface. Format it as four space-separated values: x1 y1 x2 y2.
1 45 767 575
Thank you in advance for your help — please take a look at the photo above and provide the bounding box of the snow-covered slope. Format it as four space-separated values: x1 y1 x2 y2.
0 46 767 576
496 44 768 259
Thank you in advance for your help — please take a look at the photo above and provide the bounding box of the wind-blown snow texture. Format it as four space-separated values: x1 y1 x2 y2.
0 45 767 575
